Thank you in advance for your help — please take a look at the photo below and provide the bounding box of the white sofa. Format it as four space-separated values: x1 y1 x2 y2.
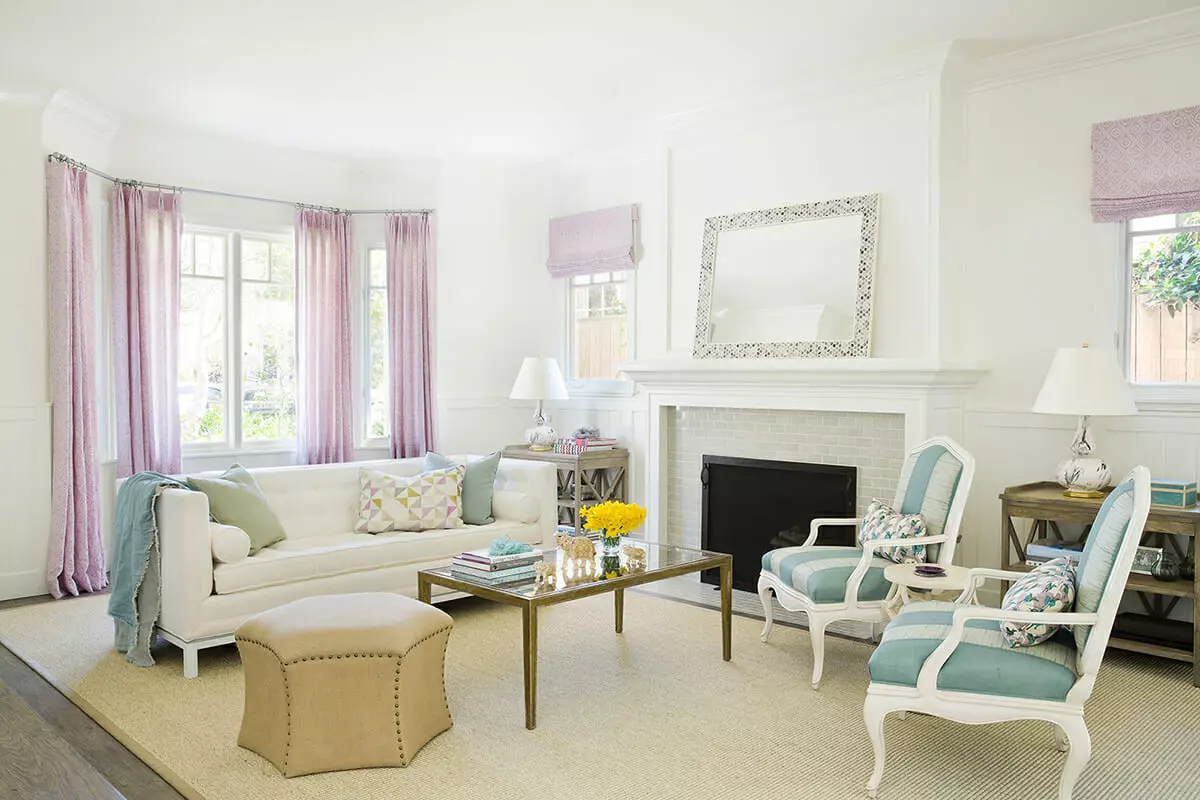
151 456 556 677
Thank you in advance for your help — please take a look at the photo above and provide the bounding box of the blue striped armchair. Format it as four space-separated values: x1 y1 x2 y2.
758 436 975 689
863 466 1152 800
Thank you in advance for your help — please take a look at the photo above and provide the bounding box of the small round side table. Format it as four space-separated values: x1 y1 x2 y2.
883 563 972 619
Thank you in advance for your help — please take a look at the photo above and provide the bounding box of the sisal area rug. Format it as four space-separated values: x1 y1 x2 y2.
0 592 1197 800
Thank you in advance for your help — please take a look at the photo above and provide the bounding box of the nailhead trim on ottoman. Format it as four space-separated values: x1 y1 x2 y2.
234 593 454 777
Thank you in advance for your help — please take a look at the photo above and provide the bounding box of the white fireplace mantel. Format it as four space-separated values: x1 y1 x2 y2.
621 358 988 544
621 358 988 390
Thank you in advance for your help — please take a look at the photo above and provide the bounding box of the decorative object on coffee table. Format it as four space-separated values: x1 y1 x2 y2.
580 501 647 555
508 357 569 451
489 537 534 556
235 593 453 776
555 531 596 570
1032 344 1137 498
622 543 646 571
534 561 556 587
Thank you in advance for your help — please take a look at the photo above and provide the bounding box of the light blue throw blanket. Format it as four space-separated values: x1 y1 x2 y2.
107 471 191 667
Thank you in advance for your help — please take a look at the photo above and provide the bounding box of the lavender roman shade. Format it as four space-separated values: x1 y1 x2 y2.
1091 104 1200 222
546 204 638 278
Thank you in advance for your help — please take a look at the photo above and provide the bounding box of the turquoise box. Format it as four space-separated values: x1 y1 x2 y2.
1150 479 1197 508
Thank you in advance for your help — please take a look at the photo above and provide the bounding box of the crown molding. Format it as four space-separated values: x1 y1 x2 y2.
656 41 955 148
971 7 1200 92
43 89 120 143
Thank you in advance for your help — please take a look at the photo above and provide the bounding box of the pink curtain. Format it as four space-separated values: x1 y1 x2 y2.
1091 104 1200 222
386 213 437 457
297 209 355 463
111 184 183 477
46 161 106 598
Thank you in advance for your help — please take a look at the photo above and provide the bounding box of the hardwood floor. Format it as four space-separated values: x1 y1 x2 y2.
0 595 181 800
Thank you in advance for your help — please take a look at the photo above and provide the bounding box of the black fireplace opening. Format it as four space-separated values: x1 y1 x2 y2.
700 456 857 593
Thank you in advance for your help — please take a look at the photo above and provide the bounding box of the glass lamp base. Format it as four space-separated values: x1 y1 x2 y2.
526 423 556 451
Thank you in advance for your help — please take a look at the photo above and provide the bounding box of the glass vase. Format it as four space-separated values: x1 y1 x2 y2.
601 532 622 556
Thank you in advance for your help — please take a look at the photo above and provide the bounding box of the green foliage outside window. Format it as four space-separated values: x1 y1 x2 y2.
1132 230 1200 316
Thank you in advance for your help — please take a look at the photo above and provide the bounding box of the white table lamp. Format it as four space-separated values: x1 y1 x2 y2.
509 357 569 451
1032 345 1137 498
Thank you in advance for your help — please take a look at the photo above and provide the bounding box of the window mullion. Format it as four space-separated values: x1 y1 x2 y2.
230 232 243 451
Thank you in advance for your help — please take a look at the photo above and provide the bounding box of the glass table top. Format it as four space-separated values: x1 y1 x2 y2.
422 537 728 599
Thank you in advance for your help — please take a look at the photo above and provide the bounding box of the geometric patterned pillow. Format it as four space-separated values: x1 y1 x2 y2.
858 499 928 565
1000 557 1077 648
354 466 465 533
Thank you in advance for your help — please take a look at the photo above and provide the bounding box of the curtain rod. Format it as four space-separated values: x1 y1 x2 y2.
46 152 433 216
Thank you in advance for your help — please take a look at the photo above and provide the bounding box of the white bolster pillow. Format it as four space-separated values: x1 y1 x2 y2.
210 523 252 564
492 490 540 524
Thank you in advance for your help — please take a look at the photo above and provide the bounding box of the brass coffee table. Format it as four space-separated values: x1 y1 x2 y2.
417 539 732 729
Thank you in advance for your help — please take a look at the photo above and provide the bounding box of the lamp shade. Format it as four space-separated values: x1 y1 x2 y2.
1032 346 1137 416
509 357 569 401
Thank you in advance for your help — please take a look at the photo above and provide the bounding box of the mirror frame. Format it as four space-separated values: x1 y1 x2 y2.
692 192 879 359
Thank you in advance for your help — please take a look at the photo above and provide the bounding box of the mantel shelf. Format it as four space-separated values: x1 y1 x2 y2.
620 358 989 390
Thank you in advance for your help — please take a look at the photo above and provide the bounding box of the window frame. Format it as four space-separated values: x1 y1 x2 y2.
1119 212 1200 409
360 245 390 448
180 224 298 456
563 269 636 398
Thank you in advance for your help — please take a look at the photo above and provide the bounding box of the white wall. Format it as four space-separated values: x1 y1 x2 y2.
0 98 52 600
959 38 1200 597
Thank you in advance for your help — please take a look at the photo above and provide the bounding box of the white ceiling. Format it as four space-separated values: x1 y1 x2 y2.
2 0 1198 160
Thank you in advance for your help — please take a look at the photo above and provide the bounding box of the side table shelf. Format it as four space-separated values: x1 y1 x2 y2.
502 446 629 528
1000 481 1200 685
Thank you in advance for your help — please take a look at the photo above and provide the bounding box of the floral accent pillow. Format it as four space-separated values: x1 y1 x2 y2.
355 465 465 533
1000 557 1077 648
858 500 928 564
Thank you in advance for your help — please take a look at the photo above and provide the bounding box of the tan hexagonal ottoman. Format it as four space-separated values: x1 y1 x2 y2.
234 592 453 777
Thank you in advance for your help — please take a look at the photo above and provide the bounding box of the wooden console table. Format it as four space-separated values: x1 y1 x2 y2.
1001 481 1200 685
502 446 629 528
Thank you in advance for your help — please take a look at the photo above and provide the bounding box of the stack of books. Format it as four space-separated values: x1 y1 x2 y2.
552 437 618 454
1025 538 1084 566
450 547 543 584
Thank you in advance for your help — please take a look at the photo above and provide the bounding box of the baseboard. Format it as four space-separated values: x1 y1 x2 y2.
0 570 47 602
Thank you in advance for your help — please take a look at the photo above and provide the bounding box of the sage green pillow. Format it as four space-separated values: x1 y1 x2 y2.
424 451 501 525
188 465 286 555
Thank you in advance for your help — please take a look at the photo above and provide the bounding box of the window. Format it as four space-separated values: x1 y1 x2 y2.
1126 211 1200 383
179 227 297 449
365 248 389 441
567 270 632 385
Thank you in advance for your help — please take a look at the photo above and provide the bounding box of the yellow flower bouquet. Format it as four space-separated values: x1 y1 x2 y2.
580 500 647 537
580 501 647 567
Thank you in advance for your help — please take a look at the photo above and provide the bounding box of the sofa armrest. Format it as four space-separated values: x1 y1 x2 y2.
493 459 557 544
157 489 214 642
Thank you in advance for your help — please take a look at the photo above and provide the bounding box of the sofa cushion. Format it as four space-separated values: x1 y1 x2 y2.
869 600 1078 702
213 519 541 595
210 523 251 564
761 546 892 604
492 490 539 524
859 499 928 564
189 465 287 554
356 465 465 533
425 451 501 525
1000 557 1077 647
